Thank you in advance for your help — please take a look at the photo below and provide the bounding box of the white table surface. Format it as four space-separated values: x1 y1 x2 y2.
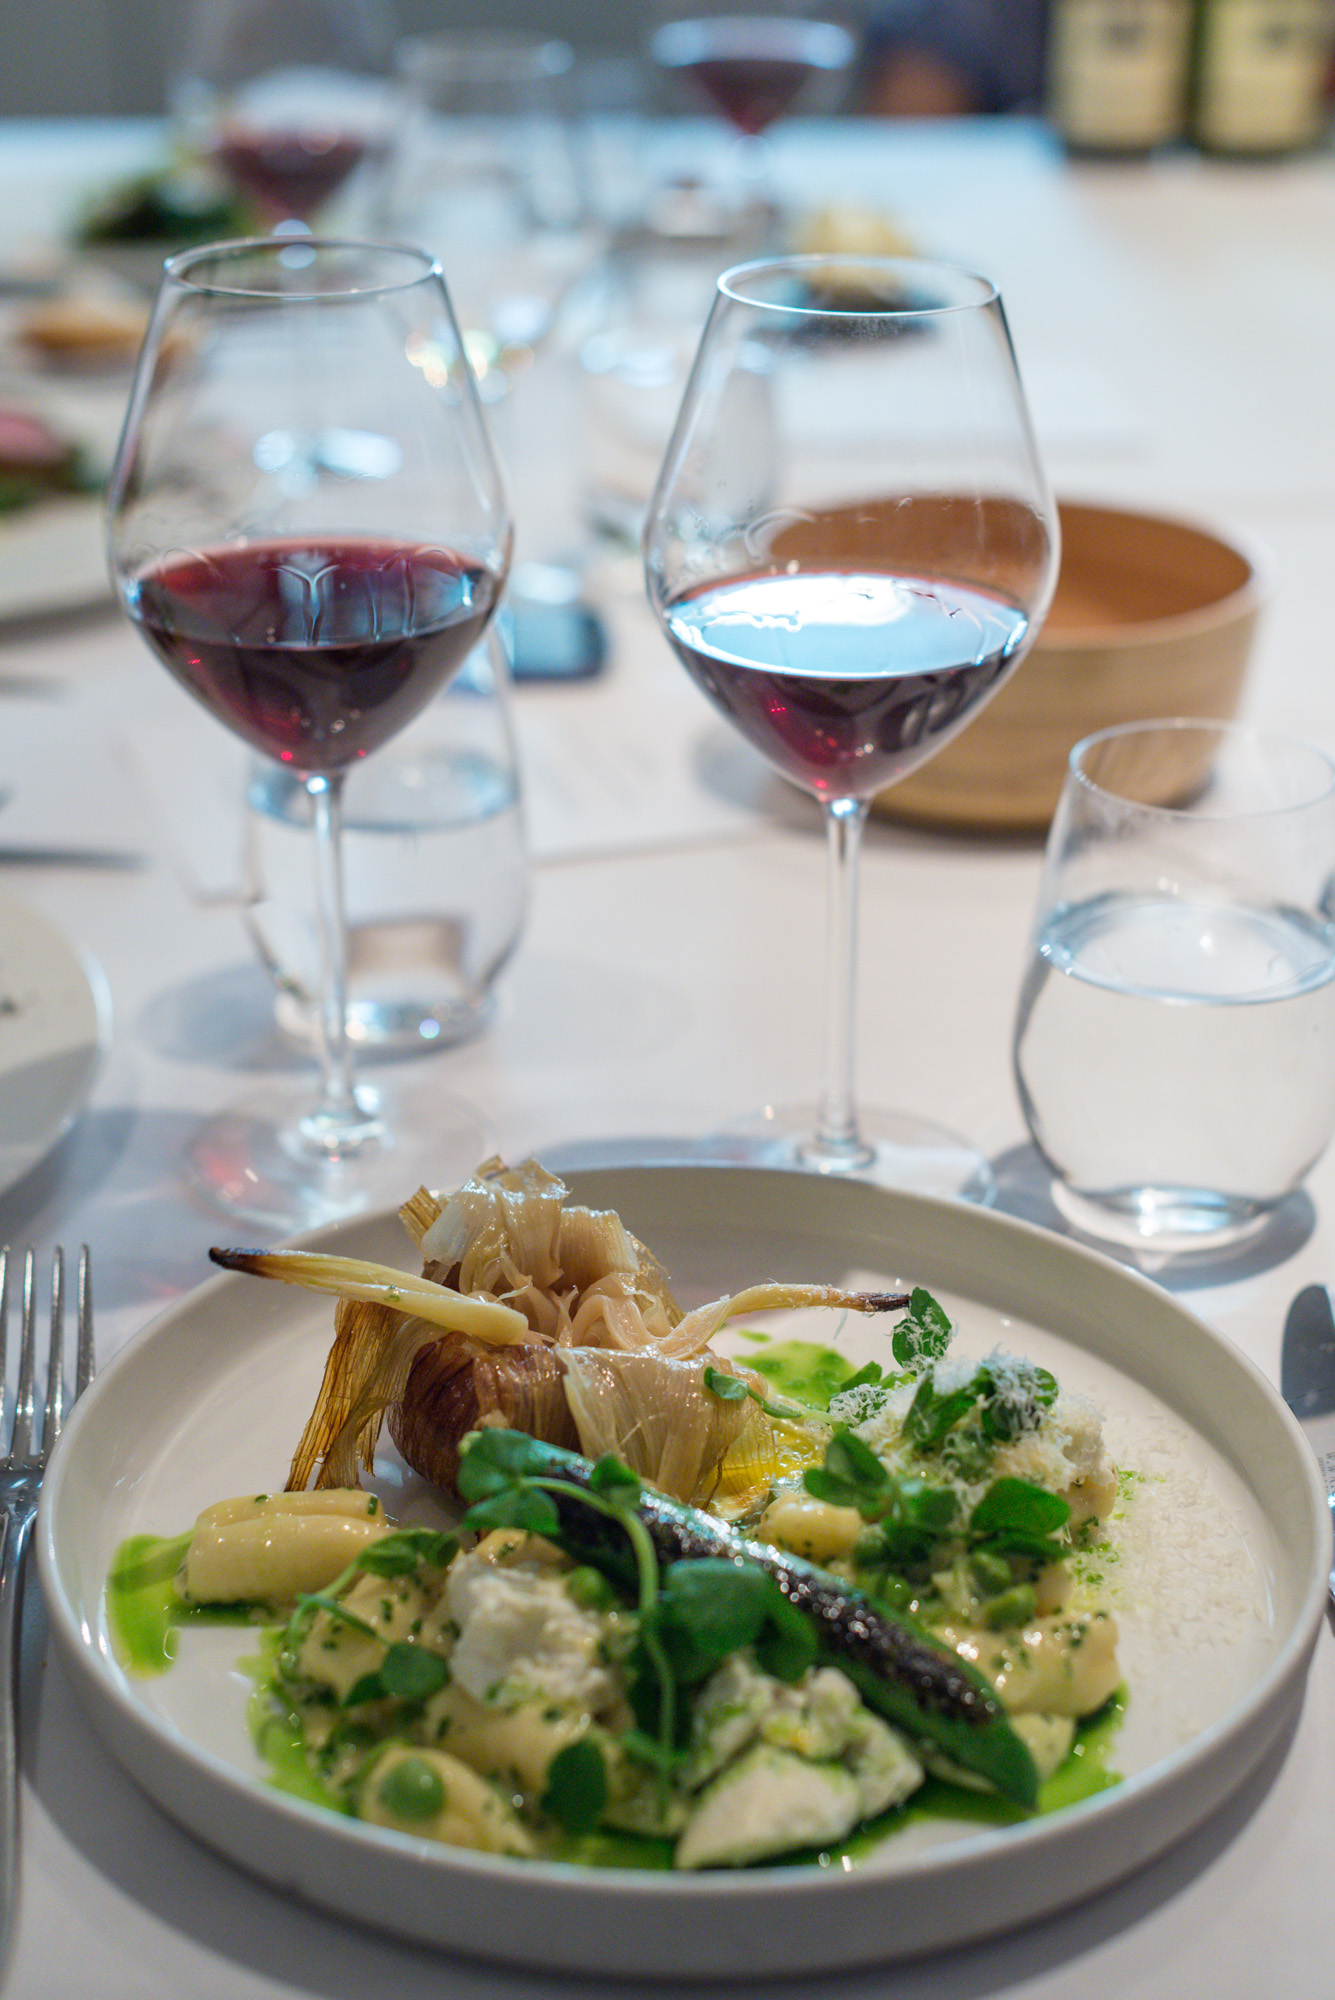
0 114 1331 1999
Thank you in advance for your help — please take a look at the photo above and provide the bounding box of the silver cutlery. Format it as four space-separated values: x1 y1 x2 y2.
0 1246 92 1969
1280 1282 1335 1611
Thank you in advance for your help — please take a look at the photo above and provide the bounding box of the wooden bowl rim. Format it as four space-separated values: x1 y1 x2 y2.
1037 498 1270 650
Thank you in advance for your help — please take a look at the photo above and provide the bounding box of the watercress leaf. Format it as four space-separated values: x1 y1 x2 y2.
804 1427 890 1514
970 1477 1071 1537
903 1375 979 1448
903 1480 960 1532
341 1668 386 1707
589 1453 641 1496
977 1363 1061 1441
974 1529 1066 1565
891 1288 954 1369
802 1466 860 1507
357 1529 457 1577
462 1487 561 1537
840 1361 884 1392
655 1560 771 1682
754 1585 818 1683
703 1365 749 1403
541 1738 608 1835
456 1428 548 1501
828 1429 890 1490
380 1641 450 1703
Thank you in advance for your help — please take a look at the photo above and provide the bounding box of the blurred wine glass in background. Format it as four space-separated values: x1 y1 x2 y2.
168 0 400 232
647 1 859 220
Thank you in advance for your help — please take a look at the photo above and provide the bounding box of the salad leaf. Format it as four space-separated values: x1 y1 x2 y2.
891 1289 954 1369
802 1428 889 1513
541 1738 608 1835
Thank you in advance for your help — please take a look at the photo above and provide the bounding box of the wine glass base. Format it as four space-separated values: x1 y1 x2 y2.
703 1104 997 1206
182 1073 496 1235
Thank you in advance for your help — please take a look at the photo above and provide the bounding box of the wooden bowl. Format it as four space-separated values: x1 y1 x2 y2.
874 500 1266 833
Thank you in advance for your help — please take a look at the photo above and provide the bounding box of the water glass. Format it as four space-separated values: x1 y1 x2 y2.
245 629 527 1056
579 220 762 550
1013 718 1335 1251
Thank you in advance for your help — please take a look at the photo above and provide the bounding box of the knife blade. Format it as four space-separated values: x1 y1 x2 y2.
1280 1283 1335 1606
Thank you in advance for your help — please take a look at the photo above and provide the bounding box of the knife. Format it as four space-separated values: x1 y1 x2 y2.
1280 1283 1335 1610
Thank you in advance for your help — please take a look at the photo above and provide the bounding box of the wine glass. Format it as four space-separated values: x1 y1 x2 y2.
643 254 1058 1199
647 3 858 217
169 0 399 233
106 238 512 1228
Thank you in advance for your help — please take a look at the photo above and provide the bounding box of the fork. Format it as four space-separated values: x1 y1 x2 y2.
0 1246 92 1966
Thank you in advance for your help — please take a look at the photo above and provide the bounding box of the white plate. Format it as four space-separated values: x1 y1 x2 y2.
37 1166 1330 1978
0 889 107 1194
0 494 109 623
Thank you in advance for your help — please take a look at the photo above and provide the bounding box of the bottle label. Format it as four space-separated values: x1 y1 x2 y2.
1195 0 1335 150
1048 0 1194 147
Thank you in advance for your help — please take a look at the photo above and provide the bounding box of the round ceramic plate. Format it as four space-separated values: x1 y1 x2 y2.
0 888 107 1194
37 1166 1329 1978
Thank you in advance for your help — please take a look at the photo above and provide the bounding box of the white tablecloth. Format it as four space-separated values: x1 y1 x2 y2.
0 114 1331 2000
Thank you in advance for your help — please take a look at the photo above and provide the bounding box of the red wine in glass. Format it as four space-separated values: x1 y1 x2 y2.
128 537 498 776
106 239 511 1231
650 16 856 136
662 569 1029 800
213 127 371 222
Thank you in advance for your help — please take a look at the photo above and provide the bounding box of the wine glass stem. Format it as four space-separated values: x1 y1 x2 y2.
303 771 378 1155
805 794 875 1172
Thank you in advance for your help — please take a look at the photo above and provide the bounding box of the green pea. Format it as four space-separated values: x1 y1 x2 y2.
376 1755 444 1821
565 1566 616 1611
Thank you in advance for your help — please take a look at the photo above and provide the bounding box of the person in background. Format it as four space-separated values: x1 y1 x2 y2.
863 0 1049 115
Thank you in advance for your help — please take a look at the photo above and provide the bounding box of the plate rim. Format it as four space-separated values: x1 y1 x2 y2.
36 1166 1331 1975
0 885 108 1196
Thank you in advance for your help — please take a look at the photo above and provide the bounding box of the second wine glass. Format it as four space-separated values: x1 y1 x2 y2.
643 254 1058 1198
107 237 512 1228
169 0 400 232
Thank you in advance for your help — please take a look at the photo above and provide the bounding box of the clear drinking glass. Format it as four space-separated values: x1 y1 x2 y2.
106 237 512 1228
1014 718 1335 1252
244 624 527 1058
644 254 1058 1197
377 32 590 403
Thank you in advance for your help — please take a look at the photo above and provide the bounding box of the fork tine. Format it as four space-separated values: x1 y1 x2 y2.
42 1248 64 1451
74 1246 93 1405
8 1252 38 1465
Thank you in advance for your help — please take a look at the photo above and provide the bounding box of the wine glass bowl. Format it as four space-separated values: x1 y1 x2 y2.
649 7 858 137
647 4 857 226
170 0 399 230
106 237 511 1227
643 254 1057 1193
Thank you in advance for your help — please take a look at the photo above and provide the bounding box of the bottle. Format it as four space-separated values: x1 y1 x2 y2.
1046 0 1195 154
1190 0 1335 156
